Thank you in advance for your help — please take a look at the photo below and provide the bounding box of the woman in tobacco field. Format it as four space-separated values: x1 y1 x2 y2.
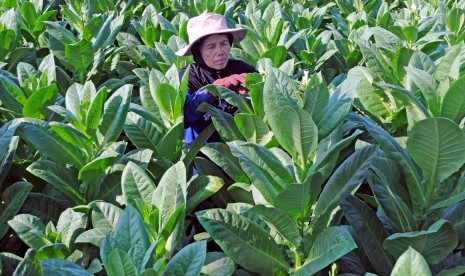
176 13 257 144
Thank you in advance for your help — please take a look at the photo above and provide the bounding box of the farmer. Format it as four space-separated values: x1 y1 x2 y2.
176 13 257 143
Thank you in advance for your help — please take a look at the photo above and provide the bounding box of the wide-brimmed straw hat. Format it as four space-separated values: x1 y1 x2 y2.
175 13 247 56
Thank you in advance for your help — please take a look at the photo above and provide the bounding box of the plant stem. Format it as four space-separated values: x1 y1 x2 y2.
294 248 301 269
425 177 435 208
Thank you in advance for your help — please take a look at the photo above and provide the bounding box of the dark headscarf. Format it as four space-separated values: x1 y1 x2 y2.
182 34 234 92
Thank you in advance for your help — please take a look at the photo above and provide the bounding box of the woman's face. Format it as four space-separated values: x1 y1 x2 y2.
200 34 231 70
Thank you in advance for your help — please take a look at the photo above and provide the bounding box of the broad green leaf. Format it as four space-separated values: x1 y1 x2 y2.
35 244 69 260
38 53 56 86
350 66 391 120
383 220 458 265
405 67 439 116
0 252 23 276
78 152 120 183
274 175 316 224
0 182 33 240
65 39 94 73
97 84 132 145
75 228 113 247
118 148 153 169
27 160 84 204
161 240 206 276
123 111 163 153
228 182 254 205
407 118 465 206
441 75 465 123
65 82 85 119
293 227 357 276
0 136 18 185
347 113 425 210
182 123 216 168
18 120 85 168
303 82 329 123
434 43 465 81
234 113 273 146
139 241 159 272
91 201 123 229
372 27 403 53
448 8 465 35
0 119 22 165
122 161 157 206
429 190 465 211
358 41 395 83
201 252 235 276
112 205 151 272
409 50 436 75
41 259 92 276
310 128 362 180
23 84 58 119
204 84 254 114
247 205 302 249
261 45 287 68
443 201 465 248
48 105 85 132
8 214 51 250
341 195 394 276
45 22 78 45
316 77 357 139
92 13 123 49
436 266 465 276
49 122 91 154
154 41 177 64
0 29 17 62
86 87 107 131
152 161 186 230
200 142 249 183
186 175 224 215
248 81 265 118
56 208 87 250
156 120 184 161
197 209 290 275
391 247 432 276
13 248 41 276
368 168 417 232
0 75 26 114
107 249 137 276
20 193 66 225
262 1 282 40
99 172 124 205
262 67 300 128
402 26 418 45
201 104 245 142
277 106 317 166
154 83 181 125
159 203 185 246
228 141 294 203
393 47 411 85
312 145 378 235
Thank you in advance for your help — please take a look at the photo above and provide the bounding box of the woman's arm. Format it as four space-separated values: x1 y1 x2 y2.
183 89 217 125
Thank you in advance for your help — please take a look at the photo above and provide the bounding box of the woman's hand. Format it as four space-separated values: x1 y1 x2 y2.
213 73 248 94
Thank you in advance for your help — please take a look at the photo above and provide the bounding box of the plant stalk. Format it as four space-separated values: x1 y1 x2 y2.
294 248 301 269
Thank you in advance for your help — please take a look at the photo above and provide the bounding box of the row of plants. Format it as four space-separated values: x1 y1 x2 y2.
2 0 465 275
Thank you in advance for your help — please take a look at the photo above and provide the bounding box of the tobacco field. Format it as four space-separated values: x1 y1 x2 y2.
2 0 465 275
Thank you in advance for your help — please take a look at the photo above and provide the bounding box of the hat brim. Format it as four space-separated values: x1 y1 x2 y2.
175 28 247 56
